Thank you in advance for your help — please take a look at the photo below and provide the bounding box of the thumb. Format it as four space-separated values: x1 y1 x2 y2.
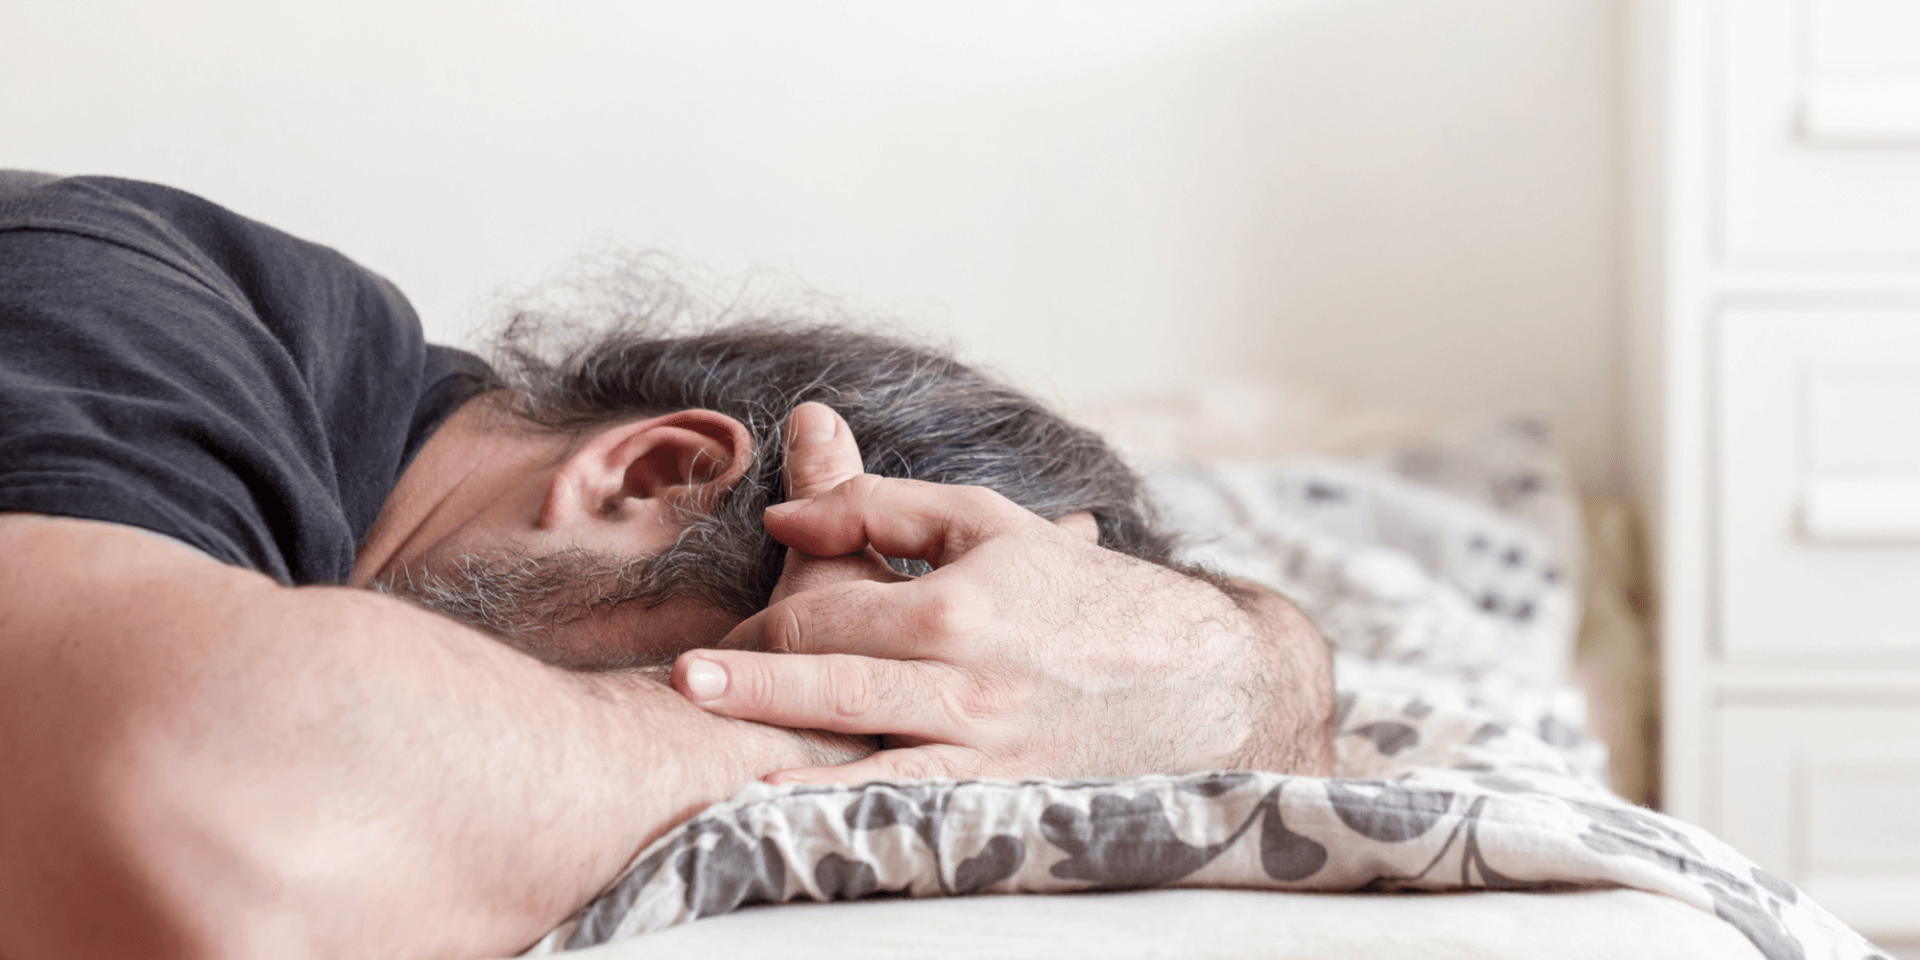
770 402 905 604
782 402 864 501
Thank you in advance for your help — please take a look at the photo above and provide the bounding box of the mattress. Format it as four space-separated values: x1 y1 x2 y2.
557 888 1765 960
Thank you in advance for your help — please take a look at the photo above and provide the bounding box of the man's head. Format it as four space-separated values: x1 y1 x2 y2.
376 274 1177 668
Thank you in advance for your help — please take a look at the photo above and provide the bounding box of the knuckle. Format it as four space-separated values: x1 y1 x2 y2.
826 656 877 720
911 586 986 640
914 591 966 639
837 473 886 503
794 465 854 500
764 602 809 653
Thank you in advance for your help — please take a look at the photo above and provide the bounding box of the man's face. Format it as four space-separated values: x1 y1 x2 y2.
374 491 774 670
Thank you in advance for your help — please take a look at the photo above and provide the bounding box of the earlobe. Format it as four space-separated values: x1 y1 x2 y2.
540 410 753 529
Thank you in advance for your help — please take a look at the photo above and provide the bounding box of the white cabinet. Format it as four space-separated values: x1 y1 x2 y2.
1717 308 1920 660
1721 0 1920 264
1717 703 1920 938
1631 0 1920 948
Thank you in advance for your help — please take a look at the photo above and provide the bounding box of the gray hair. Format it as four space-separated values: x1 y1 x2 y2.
474 255 1179 625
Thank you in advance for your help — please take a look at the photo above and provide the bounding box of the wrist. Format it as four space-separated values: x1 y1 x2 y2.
575 667 870 790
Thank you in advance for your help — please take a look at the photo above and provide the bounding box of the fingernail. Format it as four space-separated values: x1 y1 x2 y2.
792 403 836 446
684 658 728 701
766 500 806 517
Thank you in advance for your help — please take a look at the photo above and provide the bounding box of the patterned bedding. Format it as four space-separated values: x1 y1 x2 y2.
524 420 1886 960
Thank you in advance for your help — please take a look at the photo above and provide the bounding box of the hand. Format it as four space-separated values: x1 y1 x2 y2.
670 404 1334 783
755 400 1097 601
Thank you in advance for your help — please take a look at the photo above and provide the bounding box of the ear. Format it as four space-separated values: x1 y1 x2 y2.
538 410 753 529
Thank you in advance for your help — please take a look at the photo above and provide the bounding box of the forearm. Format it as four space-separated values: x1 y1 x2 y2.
0 516 824 960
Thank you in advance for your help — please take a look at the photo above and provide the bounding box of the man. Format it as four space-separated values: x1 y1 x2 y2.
0 175 1331 959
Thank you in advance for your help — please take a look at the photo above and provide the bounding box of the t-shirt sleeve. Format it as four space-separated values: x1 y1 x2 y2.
0 177 484 584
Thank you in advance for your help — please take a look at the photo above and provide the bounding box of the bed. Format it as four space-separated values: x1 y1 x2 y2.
510 386 1885 960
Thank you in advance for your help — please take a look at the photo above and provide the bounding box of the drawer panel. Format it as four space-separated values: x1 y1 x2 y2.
1717 308 1920 661
1721 0 1920 265
1717 704 1920 940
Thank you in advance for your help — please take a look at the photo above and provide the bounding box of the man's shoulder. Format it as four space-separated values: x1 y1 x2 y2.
1 175 204 249
0 176 341 306
0 175 433 585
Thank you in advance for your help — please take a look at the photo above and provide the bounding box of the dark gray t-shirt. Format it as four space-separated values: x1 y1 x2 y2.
0 176 491 583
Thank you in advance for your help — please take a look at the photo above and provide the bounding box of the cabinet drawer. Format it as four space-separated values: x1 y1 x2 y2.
1717 703 1920 940
1721 0 1920 265
1717 308 1920 661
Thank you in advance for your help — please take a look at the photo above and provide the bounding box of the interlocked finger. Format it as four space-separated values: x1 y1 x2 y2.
764 475 1036 568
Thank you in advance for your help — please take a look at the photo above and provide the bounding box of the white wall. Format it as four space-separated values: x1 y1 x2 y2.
0 0 1624 488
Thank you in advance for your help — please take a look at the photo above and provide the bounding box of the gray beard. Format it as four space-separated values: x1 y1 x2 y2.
372 504 772 668
376 547 664 650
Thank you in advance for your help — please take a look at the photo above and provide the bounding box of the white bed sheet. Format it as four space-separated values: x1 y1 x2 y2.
555 888 1765 960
